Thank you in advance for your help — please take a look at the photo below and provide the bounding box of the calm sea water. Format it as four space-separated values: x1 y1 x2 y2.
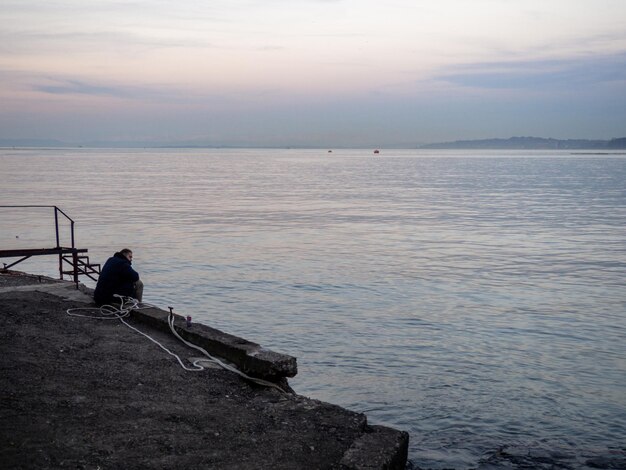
1 148 625 469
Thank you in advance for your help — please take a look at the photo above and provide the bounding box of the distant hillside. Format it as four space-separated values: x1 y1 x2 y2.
607 137 626 149
2 136 625 150
420 136 626 150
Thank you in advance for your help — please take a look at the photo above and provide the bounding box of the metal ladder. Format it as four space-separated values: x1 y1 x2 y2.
0 205 100 286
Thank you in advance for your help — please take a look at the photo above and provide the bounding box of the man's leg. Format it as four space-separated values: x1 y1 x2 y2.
134 279 144 302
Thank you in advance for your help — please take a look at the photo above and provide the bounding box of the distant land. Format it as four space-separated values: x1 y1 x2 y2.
0 136 625 150
418 136 626 150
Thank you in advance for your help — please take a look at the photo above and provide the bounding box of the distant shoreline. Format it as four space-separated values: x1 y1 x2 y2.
1 136 625 150
570 152 626 155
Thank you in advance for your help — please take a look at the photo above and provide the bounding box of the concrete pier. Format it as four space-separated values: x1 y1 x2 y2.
131 305 298 382
0 271 408 469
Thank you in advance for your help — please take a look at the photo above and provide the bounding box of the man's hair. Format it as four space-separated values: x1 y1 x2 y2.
120 248 133 256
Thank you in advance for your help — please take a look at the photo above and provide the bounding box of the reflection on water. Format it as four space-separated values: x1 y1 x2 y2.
1 148 625 469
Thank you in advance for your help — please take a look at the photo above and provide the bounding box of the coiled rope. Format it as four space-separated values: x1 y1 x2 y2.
67 296 285 392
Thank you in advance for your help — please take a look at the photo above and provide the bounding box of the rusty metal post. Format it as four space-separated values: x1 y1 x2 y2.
72 249 79 287
55 207 63 279
54 206 60 248
71 220 75 249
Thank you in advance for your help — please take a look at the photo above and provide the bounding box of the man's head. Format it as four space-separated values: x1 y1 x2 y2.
120 248 133 262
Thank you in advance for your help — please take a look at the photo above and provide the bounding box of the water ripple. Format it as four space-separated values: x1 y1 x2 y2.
2 149 625 469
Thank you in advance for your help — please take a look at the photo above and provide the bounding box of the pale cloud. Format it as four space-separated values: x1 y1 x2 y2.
0 0 625 144
33 79 139 99
436 53 626 91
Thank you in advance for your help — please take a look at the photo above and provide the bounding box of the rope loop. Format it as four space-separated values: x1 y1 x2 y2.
67 296 285 392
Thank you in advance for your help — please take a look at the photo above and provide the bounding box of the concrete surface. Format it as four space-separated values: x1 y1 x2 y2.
0 271 409 469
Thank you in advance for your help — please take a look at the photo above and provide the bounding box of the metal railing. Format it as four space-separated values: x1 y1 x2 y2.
0 204 75 249
0 205 99 285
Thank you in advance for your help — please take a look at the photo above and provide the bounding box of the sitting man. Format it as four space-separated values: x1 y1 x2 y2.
94 248 143 305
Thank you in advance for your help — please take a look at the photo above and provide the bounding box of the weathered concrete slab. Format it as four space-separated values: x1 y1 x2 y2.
340 425 409 470
131 305 298 381
0 286 410 469
0 280 93 303
0 272 297 382
0 271 410 469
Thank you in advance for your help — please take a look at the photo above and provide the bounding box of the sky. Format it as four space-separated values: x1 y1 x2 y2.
1 0 625 147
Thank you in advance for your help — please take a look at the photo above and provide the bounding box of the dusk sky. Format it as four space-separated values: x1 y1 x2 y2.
1 0 625 147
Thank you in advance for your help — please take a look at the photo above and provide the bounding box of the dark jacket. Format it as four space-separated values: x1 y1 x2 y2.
94 252 140 305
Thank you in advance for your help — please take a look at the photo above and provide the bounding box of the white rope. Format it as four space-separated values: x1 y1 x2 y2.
67 295 285 392
68 296 202 371
165 310 285 392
